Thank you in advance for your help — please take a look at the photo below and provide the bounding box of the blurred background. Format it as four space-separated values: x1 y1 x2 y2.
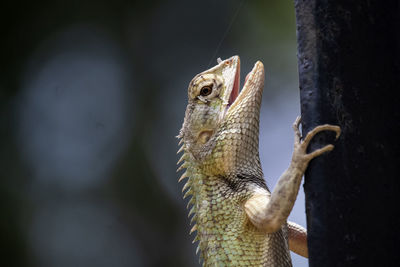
0 0 307 266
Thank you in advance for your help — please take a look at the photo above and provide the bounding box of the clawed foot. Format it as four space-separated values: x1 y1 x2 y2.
292 116 341 168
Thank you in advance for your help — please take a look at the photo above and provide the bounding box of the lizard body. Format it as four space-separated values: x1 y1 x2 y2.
177 56 340 266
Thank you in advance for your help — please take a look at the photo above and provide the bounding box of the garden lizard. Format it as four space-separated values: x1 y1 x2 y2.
177 56 340 266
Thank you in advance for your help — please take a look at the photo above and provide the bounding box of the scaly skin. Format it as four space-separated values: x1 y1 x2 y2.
177 56 340 266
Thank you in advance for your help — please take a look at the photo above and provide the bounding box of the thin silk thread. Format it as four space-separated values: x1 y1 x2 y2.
207 0 247 68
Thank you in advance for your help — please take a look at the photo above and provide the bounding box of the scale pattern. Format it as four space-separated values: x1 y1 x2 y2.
178 57 292 266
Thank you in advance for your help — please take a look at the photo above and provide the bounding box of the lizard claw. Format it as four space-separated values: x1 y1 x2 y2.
307 144 335 160
292 116 341 165
293 116 302 144
303 124 341 147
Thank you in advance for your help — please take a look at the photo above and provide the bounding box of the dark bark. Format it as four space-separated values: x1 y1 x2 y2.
294 0 400 266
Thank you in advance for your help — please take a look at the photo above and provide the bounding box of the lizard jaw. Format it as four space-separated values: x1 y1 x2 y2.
216 55 240 110
226 59 265 114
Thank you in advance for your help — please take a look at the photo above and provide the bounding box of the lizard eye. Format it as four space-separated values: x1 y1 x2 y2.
200 86 212 96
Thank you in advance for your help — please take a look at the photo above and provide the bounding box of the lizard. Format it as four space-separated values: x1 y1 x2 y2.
177 56 340 266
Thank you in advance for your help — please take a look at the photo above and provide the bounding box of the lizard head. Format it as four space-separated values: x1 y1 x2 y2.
178 56 265 176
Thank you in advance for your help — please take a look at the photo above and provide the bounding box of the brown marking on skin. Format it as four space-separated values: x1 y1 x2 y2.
236 173 267 190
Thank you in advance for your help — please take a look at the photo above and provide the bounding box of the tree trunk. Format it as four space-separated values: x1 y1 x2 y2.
294 1 400 266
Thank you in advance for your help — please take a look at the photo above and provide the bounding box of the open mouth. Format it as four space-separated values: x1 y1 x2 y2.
218 55 263 116
228 59 240 107
226 56 258 109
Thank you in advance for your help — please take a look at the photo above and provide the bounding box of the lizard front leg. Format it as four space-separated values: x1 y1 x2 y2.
244 116 340 239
